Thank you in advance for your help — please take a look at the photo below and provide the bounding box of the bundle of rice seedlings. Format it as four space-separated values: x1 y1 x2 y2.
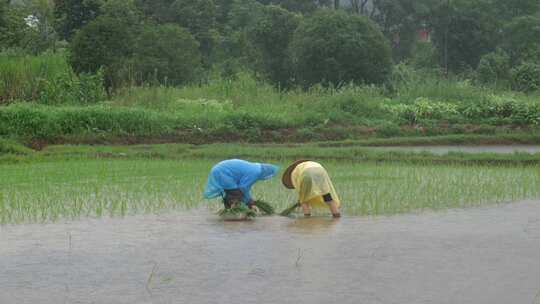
218 203 256 221
280 202 300 216
253 200 275 215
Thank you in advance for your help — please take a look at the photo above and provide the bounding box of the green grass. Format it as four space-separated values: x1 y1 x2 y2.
1 53 540 144
0 51 71 103
1 143 540 224
4 142 540 166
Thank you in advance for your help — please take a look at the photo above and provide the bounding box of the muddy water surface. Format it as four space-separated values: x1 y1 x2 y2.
1 201 540 304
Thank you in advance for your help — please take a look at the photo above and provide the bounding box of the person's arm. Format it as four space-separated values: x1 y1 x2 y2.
241 187 253 206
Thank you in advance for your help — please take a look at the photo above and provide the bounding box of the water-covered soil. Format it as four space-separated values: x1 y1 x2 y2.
1 200 539 304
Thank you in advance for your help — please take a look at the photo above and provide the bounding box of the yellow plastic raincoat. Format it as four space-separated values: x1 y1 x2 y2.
291 161 341 208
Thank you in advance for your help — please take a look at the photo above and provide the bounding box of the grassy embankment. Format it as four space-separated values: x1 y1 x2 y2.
2 52 540 147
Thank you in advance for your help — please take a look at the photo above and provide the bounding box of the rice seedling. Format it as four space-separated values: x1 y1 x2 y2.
280 202 300 216
253 200 275 215
0 155 539 224
217 203 257 221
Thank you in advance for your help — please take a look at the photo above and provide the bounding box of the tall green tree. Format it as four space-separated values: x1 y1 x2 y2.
431 0 500 72
369 0 437 61
53 0 102 40
291 9 392 87
250 5 300 86
170 0 217 60
133 0 174 22
502 14 540 64
257 0 319 14
69 0 141 88
0 2 26 49
0 1 6 26
216 0 264 70
492 0 540 20
132 24 202 85
27 0 57 52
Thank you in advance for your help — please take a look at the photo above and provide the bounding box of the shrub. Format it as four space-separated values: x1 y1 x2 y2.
69 16 136 89
376 122 402 137
384 98 459 124
69 0 141 89
131 24 202 85
511 62 540 93
290 9 392 87
476 49 511 87
410 41 439 70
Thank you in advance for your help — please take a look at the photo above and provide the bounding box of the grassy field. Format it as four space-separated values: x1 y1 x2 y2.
1 143 539 224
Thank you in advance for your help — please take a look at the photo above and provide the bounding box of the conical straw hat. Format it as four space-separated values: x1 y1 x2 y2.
281 160 311 189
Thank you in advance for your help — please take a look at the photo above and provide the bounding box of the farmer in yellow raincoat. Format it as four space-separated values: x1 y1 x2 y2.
282 160 341 218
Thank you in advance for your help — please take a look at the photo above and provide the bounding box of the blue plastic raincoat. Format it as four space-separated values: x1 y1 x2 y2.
203 159 279 204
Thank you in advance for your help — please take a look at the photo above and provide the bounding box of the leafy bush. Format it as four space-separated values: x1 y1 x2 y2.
70 16 136 89
476 49 511 87
384 95 540 126
290 9 392 87
69 0 141 88
384 98 459 124
410 41 439 70
131 24 202 85
511 62 540 93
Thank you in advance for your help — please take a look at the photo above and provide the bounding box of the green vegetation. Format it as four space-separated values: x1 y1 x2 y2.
0 51 104 104
1 147 539 224
253 199 275 215
3 141 540 166
0 54 539 146
290 10 392 86
218 203 257 220
1 0 539 147
1 0 540 226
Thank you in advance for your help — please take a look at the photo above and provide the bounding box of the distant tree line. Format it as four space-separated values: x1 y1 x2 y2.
1 0 539 91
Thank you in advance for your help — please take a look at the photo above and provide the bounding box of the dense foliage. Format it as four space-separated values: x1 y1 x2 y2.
1 0 540 90
1 0 540 146
291 10 392 87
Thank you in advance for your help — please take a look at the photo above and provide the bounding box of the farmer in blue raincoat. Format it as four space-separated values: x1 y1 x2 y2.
204 159 279 209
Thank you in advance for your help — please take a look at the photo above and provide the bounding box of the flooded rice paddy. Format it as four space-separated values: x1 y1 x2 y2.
1 200 540 304
1 156 540 303
1 159 540 223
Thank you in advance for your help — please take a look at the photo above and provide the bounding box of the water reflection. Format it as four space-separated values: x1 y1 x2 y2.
1 200 540 304
286 216 339 234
